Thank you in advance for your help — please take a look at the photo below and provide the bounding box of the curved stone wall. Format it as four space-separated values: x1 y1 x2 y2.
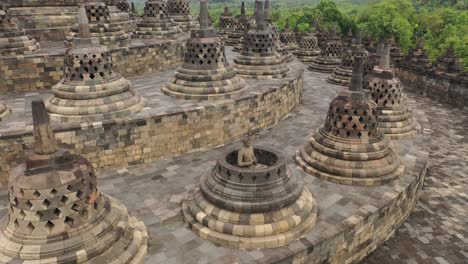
0 38 186 94
0 68 303 186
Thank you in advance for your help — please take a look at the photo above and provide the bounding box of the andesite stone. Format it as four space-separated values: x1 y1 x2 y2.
293 22 321 64
46 5 145 122
297 56 405 186
163 0 247 100
217 6 236 40
182 144 318 249
0 99 148 263
167 0 199 32
133 0 183 40
233 0 290 79
365 43 420 139
308 25 344 73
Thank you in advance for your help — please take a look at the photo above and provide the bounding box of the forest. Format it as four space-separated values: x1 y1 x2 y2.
188 0 467 70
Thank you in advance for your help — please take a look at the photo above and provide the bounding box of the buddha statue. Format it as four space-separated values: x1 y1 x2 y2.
237 137 257 167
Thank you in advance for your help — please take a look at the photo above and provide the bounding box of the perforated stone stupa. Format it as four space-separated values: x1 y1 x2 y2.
365 44 419 139
0 100 148 263
327 32 369 86
435 43 464 75
65 1 130 48
167 0 199 32
280 18 298 51
46 6 144 122
293 23 321 64
0 4 39 56
308 25 344 74
264 0 294 63
226 1 250 47
218 6 236 40
133 0 183 39
182 142 318 249
406 41 432 70
163 0 246 100
233 0 289 80
297 56 404 186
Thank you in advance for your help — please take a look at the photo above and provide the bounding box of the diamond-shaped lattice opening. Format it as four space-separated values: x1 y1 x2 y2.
12 197 18 206
50 189 58 195
72 203 80 212
64 217 74 227
19 210 26 220
61 196 69 204
13 219 19 228
35 211 43 221
45 221 54 233
43 199 51 208
25 200 33 209
76 190 84 199
53 208 61 217
27 222 35 233
33 191 41 198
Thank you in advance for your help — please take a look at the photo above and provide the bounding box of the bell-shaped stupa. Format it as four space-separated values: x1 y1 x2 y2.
293 22 321 64
280 18 298 51
297 56 404 186
46 5 145 122
0 4 39 56
133 0 183 39
435 43 464 74
182 140 318 249
163 0 247 100
263 0 294 63
218 6 236 40
365 43 419 139
308 25 344 73
233 0 289 79
66 1 130 48
167 0 199 32
406 41 432 70
0 100 148 263
327 32 369 86
226 1 251 47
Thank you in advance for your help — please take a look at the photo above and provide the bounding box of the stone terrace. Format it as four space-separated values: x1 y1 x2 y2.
0 50 466 263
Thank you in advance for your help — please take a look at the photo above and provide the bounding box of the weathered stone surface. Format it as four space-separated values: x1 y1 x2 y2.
327 32 369 86
46 6 145 122
233 0 290 80
0 99 148 263
217 6 236 40
167 0 199 32
308 25 344 74
226 1 251 47
298 57 404 186
0 103 11 123
280 19 298 51
65 1 131 48
163 0 246 100
133 0 183 40
182 146 318 249
293 25 321 64
365 44 420 140
0 5 39 56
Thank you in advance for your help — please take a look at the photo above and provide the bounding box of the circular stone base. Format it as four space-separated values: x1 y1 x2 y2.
162 79 248 101
293 50 320 64
182 187 318 249
378 108 420 140
0 195 148 264
326 67 352 86
234 55 290 80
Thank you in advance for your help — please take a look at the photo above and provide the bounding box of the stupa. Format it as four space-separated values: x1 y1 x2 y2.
293 22 321 64
116 0 130 12
233 0 289 79
46 5 145 122
133 0 183 39
314 19 327 51
327 32 369 86
367 38 385 74
406 41 432 70
297 56 404 186
345 28 353 48
218 6 236 40
365 44 419 139
163 0 246 100
366 38 376 54
65 1 130 48
280 18 298 51
388 33 404 63
0 4 39 56
182 139 318 249
308 25 344 74
167 0 199 32
264 0 294 63
226 1 250 47
0 99 148 263
435 43 464 74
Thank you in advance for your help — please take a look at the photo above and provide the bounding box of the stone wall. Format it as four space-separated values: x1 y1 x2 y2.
0 39 185 94
397 67 468 109
0 74 303 185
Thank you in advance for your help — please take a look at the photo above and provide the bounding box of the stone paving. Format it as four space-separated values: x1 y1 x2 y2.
0 49 466 263
363 98 468 264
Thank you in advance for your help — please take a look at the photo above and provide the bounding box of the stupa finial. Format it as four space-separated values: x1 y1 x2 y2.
199 0 210 30
255 0 265 30
355 30 362 45
77 4 91 39
264 0 271 23
32 99 57 155
349 56 364 92
380 43 391 71
241 1 246 16
285 18 290 30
